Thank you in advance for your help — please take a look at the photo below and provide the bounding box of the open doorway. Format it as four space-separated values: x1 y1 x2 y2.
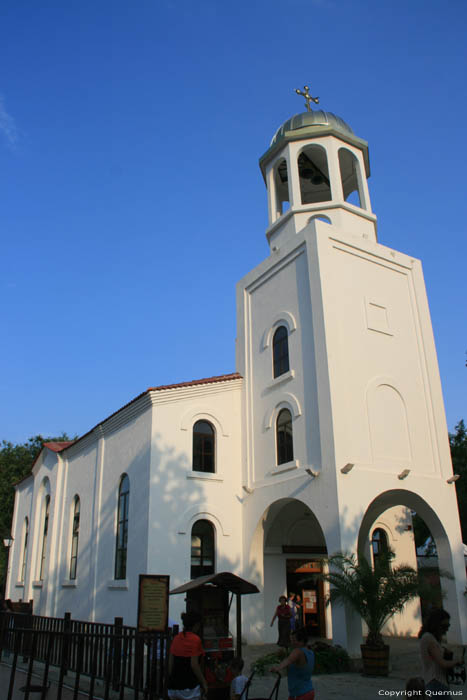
286 559 326 637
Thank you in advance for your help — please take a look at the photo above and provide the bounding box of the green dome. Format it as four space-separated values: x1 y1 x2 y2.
271 110 354 146
259 108 370 180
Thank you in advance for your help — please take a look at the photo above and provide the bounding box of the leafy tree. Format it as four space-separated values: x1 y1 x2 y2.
0 434 72 593
412 511 437 556
449 419 467 543
412 419 466 550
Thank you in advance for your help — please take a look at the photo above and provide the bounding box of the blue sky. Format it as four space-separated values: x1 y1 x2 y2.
1 0 466 444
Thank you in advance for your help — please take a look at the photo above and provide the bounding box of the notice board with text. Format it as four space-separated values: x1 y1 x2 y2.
137 574 170 632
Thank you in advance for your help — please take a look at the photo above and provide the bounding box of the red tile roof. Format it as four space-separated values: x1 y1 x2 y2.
92 372 243 430
43 441 75 452
14 373 243 486
14 440 76 485
147 372 242 392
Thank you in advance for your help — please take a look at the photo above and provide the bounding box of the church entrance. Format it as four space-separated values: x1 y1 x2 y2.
286 558 326 637
252 498 329 644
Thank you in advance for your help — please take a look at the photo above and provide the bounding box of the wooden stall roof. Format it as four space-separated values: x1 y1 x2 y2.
170 572 259 596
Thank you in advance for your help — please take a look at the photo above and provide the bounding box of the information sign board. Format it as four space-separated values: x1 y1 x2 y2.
137 574 170 632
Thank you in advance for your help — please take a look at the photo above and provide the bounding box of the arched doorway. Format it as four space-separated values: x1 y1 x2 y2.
250 498 329 642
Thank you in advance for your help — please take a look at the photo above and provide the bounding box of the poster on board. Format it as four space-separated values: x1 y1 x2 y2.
303 589 318 613
137 574 170 632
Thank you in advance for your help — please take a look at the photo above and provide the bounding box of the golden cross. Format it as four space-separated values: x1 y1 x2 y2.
295 85 319 112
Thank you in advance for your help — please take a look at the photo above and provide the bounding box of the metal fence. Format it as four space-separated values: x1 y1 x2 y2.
0 611 175 700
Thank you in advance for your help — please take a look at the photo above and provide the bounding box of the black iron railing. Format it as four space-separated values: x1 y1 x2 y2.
0 611 175 700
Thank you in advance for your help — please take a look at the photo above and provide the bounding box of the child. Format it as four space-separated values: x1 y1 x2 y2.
230 657 248 700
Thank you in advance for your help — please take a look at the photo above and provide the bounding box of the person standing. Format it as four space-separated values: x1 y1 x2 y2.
168 611 208 699
288 593 297 632
418 608 460 692
294 594 302 628
270 627 315 700
270 595 292 648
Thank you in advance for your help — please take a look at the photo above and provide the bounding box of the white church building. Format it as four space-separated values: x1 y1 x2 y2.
6 98 466 653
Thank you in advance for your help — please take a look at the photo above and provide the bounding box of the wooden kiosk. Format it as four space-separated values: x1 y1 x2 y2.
170 572 259 699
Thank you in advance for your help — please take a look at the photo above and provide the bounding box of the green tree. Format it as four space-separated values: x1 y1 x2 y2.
449 419 467 543
0 434 72 593
318 550 436 648
412 419 466 551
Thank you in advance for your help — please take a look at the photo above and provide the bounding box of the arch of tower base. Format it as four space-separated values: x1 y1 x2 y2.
357 489 467 646
244 498 331 645
242 492 466 652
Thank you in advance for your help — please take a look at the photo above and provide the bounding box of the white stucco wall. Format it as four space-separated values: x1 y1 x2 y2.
7 476 34 603
8 398 152 626
145 379 243 626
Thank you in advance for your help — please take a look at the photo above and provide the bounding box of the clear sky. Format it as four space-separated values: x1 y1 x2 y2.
1 0 466 445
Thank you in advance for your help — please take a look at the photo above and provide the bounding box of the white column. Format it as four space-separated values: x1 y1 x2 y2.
325 517 364 654
324 137 344 203
356 151 372 212
287 142 302 209
266 163 278 224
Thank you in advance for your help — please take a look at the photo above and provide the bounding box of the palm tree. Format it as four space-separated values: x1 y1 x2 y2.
320 549 435 648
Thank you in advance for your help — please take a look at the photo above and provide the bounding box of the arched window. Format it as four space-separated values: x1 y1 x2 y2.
191 520 215 578
371 528 389 566
276 408 294 465
298 145 331 205
69 496 80 580
193 421 215 473
273 326 290 378
39 495 50 580
21 517 29 583
115 475 130 580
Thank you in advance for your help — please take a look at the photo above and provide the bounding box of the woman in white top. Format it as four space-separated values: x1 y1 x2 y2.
418 608 459 691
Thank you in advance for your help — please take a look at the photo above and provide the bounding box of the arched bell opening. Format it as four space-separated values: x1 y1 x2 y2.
357 490 466 642
297 144 331 205
273 158 290 216
338 147 365 208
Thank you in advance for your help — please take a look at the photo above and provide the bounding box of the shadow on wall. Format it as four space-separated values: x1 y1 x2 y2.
31 427 263 633
22 435 462 645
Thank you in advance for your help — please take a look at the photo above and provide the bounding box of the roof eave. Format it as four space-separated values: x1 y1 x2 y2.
259 127 370 182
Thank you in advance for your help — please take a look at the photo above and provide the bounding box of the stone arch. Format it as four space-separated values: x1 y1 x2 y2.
273 157 290 216
245 497 329 643
261 311 297 351
308 214 332 225
357 489 466 642
338 146 365 208
263 394 302 431
176 503 230 537
180 407 229 437
267 152 292 224
296 143 331 204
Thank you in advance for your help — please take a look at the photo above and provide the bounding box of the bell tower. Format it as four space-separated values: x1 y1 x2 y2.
259 86 377 250
238 87 466 652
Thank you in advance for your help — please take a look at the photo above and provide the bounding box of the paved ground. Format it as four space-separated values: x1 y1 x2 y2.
1 636 465 699
241 636 466 700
